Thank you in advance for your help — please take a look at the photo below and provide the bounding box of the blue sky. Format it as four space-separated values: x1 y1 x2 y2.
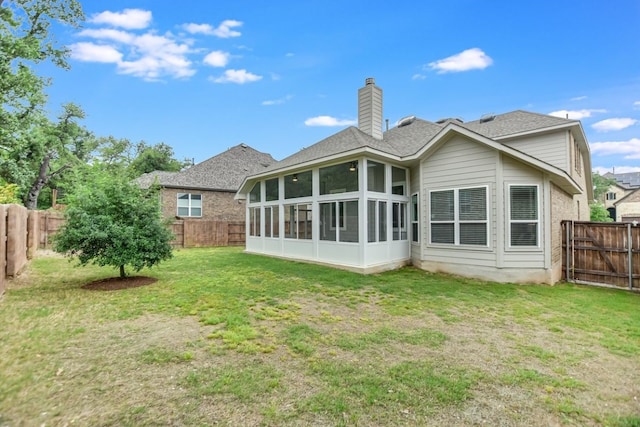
38 0 640 174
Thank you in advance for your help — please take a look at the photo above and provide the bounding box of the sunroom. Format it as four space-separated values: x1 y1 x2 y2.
243 157 414 273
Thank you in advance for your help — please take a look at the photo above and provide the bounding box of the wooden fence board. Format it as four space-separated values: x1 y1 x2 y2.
562 221 640 291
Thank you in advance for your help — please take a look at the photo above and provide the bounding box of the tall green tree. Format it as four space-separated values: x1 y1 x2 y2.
2 102 96 208
54 173 174 278
0 0 84 148
129 142 191 176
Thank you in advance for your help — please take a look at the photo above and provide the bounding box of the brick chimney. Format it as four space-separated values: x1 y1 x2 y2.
358 77 383 140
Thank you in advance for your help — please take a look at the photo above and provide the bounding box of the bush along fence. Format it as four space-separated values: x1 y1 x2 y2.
562 220 640 291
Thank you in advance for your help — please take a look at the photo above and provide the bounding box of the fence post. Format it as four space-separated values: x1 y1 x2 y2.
628 223 633 290
565 221 572 282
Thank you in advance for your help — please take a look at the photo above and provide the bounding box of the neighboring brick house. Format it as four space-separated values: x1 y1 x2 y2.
137 144 275 222
602 172 640 222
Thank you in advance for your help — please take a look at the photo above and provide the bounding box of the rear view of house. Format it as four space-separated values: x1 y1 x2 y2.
237 78 593 284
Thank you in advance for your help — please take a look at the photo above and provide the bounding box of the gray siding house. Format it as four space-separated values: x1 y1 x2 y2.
137 144 275 222
237 78 593 284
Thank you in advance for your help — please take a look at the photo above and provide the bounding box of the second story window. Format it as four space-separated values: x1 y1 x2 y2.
606 192 617 201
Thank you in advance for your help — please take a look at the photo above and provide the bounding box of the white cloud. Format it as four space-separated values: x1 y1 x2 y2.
70 42 122 63
548 109 607 120
427 48 493 73
592 118 638 132
183 20 242 38
262 95 293 106
203 50 230 67
76 26 196 80
182 23 214 34
89 9 152 29
634 101 640 110
570 96 587 101
78 28 135 44
593 165 640 175
210 69 262 84
304 116 357 127
75 10 252 82
590 138 640 159
412 74 426 80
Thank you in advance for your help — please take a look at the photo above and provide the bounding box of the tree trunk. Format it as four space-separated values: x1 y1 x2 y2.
24 153 52 209
119 265 126 278
24 153 71 210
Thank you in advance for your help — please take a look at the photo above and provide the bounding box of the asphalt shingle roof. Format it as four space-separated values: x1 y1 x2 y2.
604 172 640 189
137 144 275 191
261 110 576 174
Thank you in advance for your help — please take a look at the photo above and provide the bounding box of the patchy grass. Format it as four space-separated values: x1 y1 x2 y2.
0 247 639 426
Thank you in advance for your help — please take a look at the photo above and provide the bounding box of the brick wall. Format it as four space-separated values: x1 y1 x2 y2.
550 183 575 265
160 188 246 222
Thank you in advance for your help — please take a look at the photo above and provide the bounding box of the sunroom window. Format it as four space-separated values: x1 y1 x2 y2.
285 171 312 199
265 178 279 201
320 162 358 195
392 167 406 195
249 182 261 203
249 207 260 237
320 200 359 242
367 161 385 192
284 203 312 239
265 206 279 238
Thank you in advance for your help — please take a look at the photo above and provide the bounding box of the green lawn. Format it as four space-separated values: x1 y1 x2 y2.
1 247 639 426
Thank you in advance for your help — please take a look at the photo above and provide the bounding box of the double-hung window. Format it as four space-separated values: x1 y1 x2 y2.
430 186 488 246
177 193 202 217
509 185 539 247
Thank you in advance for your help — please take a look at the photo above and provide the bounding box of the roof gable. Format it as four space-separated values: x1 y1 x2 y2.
137 144 275 191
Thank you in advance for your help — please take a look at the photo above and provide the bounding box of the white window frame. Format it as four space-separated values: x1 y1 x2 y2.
249 206 260 237
507 184 540 249
177 193 202 217
429 185 489 247
411 193 419 243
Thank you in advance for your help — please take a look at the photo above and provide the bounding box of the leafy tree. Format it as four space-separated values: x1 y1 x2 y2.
53 173 174 278
0 0 84 150
590 202 614 222
129 142 191 176
1 103 96 208
0 181 20 203
0 0 84 208
592 173 616 202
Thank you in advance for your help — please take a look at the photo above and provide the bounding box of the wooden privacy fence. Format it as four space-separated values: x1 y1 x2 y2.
38 212 245 249
1 204 39 295
170 220 245 248
562 220 640 291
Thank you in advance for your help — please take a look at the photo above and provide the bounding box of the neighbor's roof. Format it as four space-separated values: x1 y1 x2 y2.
603 172 640 189
262 110 577 174
137 143 275 191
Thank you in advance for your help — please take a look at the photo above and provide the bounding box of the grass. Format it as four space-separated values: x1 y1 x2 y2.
1 247 639 426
